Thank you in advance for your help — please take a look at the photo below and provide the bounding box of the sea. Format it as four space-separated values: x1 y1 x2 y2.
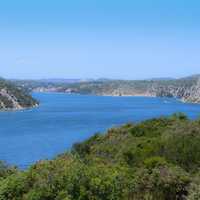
0 92 200 168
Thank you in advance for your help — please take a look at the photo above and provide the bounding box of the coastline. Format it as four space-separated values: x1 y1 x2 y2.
32 90 200 105
0 103 39 112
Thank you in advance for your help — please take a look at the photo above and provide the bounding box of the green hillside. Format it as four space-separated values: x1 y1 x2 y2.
0 114 200 199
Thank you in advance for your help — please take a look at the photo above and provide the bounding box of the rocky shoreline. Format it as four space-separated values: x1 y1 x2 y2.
14 75 200 104
0 79 39 110
0 103 39 112
33 81 200 104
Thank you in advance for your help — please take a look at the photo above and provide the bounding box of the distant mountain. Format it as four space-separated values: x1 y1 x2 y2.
180 74 200 80
0 79 38 110
11 78 94 84
147 77 176 81
31 78 94 83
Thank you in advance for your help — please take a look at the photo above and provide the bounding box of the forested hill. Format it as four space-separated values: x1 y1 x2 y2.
0 78 38 110
14 74 200 103
0 114 200 199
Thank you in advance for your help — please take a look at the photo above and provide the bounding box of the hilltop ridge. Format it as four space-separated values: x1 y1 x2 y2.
13 74 200 103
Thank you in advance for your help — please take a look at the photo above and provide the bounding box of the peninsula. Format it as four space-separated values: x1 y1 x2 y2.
0 78 38 110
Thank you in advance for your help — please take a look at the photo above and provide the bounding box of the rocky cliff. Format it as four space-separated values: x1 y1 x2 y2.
0 79 38 110
61 75 200 103
149 77 200 103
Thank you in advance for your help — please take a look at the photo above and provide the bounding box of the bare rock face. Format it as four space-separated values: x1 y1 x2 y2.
0 89 22 109
182 79 200 103
149 78 200 103
0 79 38 110
92 78 200 103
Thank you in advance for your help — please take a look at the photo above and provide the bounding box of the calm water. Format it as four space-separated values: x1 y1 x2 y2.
0 93 200 168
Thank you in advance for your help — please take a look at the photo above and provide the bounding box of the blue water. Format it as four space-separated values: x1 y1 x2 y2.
0 93 200 168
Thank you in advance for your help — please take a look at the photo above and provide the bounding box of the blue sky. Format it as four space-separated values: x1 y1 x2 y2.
0 0 200 79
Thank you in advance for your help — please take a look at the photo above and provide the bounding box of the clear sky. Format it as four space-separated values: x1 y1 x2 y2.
0 0 200 79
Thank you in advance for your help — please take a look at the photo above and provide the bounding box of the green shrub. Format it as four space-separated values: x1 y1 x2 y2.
0 115 199 200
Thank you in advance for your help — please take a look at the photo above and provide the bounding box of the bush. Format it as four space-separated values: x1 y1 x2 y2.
0 115 199 200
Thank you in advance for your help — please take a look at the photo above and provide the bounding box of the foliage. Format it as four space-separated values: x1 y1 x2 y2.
0 114 200 199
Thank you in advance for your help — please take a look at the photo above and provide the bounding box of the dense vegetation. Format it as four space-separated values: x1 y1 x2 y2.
0 114 200 199
0 79 38 109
